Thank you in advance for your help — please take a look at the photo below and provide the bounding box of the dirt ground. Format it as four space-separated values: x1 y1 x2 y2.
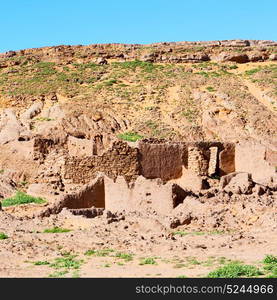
0 197 276 278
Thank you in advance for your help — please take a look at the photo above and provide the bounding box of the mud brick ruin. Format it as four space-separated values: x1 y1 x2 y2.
26 136 276 216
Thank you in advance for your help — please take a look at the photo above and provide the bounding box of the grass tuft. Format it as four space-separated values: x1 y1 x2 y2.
43 227 71 233
139 258 157 265
115 252 133 261
117 131 143 142
0 232 8 240
208 263 263 278
2 191 46 207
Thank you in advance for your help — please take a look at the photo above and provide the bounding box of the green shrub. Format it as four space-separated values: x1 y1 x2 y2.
115 252 133 261
117 131 143 142
33 261 50 266
48 270 69 278
112 60 159 73
84 249 114 257
263 255 277 277
245 68 260 76
228 65 238 69
139 258 157 265
263 255 277 264
173 231 190 237
2 191 46 207
206 86 216 92
43 227 71 233
84 249 96 256
208 263 263 278
0 232 8 240
50 255 83 270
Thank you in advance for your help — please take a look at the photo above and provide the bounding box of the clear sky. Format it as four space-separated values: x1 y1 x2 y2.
0 0 276 53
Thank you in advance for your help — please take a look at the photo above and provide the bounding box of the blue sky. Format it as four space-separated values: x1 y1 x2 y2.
0 0 276 52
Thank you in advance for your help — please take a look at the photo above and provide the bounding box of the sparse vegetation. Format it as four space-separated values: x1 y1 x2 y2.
50 255 83 270
173 230 225 236
186 257 201 265
0 232 8 240
263 255 277 278
115 252 133 261
207 263 263 278
139 258 157 265
84 249 114 257
33 261 50 266
245 68 261 76
117 131 143 142
30 252 84 278
48 270 69 278
206 86 216 92
43 227 71 233
2 191 46 207
35 117 53 121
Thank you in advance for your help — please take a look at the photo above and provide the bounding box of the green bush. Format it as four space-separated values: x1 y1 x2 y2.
84 249 114 257
139 258 157 265
117 131 143 142
43 227 71 233
33 261 50 266
50 255 83 270
208 263 263 278
206 86 216 92
263 255 277 277
115 252 133 261
245 68 260 76
263 255 277 264
2 191 46 207
0 232 8 240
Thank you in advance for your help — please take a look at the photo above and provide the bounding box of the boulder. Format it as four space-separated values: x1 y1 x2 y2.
20 101 43 120
0 109 29 144
220 172 254 194
95 57 107 65
214 52 249 63
0 174 17 199
269 53 277 61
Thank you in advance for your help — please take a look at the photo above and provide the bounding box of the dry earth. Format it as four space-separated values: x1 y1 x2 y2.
0 40 276 278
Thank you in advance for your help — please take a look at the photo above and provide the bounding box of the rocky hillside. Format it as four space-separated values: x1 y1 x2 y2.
0 39 276 150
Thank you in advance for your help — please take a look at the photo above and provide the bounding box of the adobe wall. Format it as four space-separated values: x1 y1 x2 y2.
138 140 235 180
138 142 184 180
33 135 236 185
67 136 93 157
104 175 187 214
218 143 236 175
235 141 276 184
63 140 140 184
38 175 105 216
33 137 56 161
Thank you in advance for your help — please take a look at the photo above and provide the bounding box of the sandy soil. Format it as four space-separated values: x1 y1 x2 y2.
0 197 276 278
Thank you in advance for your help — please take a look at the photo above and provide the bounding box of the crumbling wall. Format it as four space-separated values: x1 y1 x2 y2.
219 143 235 175
139 140 235 180
187 146 208 176
138 141 184 180
208 146 218 175
67 136 93 157
104 175 187 214
39 175 105 216
33 138 55 161
35 137 236 186
235 141 276 184
63 140 140 184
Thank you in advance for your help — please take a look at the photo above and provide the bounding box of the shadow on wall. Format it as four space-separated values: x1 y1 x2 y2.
45 175 105 215
40 173 195 216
